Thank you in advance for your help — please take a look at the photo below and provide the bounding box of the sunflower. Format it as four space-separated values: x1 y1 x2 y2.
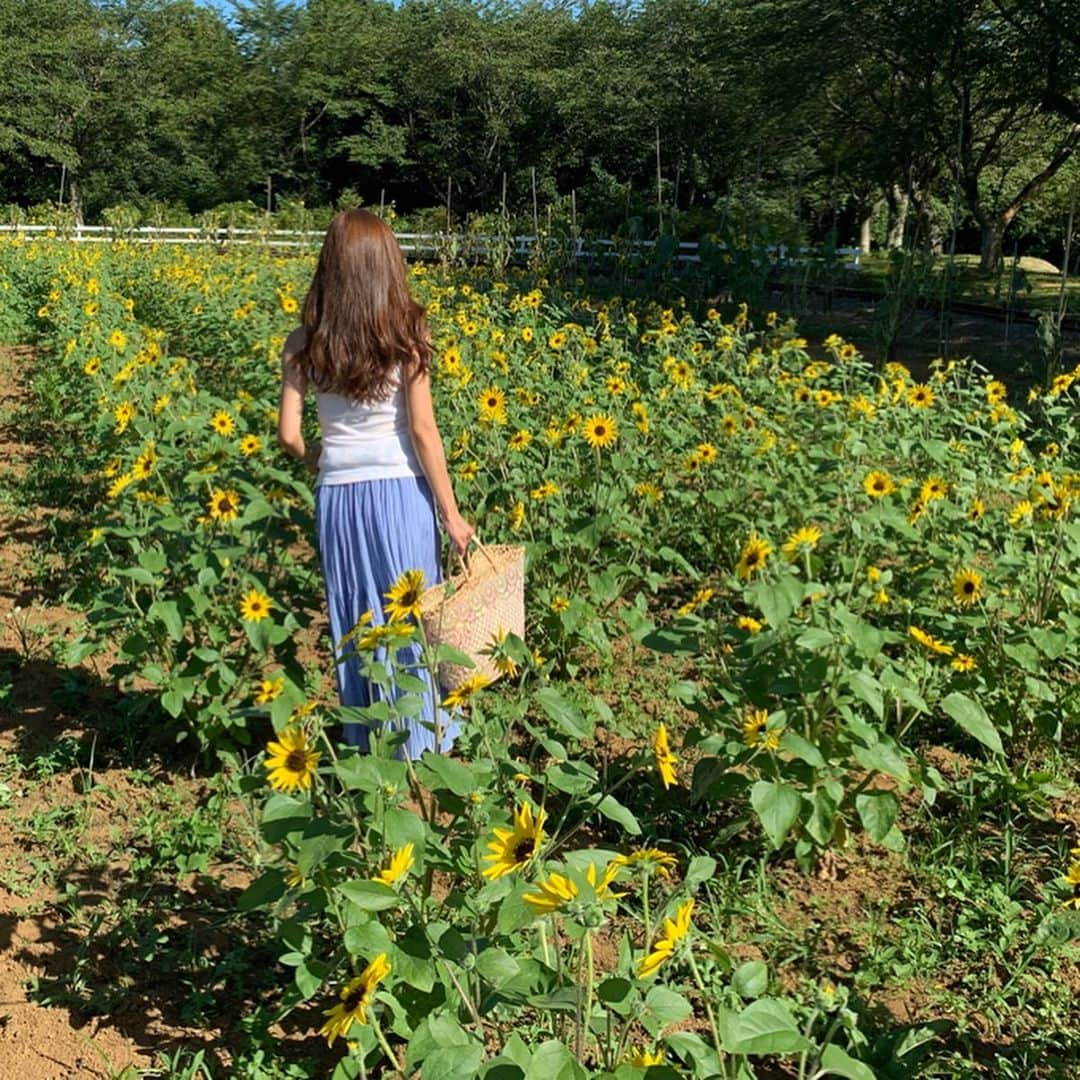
240 589 273 622
384 569 426 624
443 672 492 710
1062 860 1080 910
319 954 391 1046
530 480 559 500
696 442 718 464
613 848 677 878
736 615 763 634
548 331 567 350
951 653 977 672
920 476 948 502
108 329 127 351
863 470 895 498
210 410 236 436
508 429 532 452
264 727 321 792
254 675 285 704
478 386 507 424
1008 499 1034 527
280 294 299 315
239 434 261 456
482 802 546 880
969 497 986 520
371 843 414 888
83 356 101 376
626 1047 665 1068
356 622 415 653
508 500 526 531
909 625 954 656
207 488 241 522
907 384 935 408
676 586 714 617
781 525 822 562
952 568 982 607
521 326 534 343
114 400 136 433
636 899 694 978
132 455 155 481
736 533 772 580
742 707 769 748
582 413 617 450
652 723 678 788
524 870 578 915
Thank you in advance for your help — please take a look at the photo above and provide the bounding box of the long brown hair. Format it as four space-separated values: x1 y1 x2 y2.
298 209 430 402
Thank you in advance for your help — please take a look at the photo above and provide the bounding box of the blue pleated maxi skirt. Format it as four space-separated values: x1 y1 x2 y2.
315 475 460 759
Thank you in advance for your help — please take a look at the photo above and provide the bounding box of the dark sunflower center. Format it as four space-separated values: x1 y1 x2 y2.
873 480 885 491
595 425 606 437
512 838 535 864
963 581 975 594
343 986 367 1012
746 551 761 566
285 749 308 773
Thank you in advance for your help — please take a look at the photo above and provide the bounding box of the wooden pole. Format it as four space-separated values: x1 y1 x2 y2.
531 167 539 236
655 122 662 231
446 175 452 232
380 188 386 217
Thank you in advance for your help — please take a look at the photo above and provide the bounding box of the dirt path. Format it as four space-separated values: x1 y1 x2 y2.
0 345 153 1078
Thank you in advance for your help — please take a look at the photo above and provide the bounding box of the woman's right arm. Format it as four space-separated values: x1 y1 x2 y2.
403 363 474 555
277 328 320 473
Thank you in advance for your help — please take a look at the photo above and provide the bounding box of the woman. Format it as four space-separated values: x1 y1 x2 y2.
277 208 474 758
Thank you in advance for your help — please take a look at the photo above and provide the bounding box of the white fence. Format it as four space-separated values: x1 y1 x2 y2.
0 224 863 269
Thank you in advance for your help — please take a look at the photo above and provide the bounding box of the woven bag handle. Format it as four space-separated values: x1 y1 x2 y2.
450 536 499 578
447 534 498 579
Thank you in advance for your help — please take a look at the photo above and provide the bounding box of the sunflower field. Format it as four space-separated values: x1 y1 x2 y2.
0 234 1078 1078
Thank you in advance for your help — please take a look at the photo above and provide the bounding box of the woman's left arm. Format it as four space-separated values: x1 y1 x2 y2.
277 327 319 473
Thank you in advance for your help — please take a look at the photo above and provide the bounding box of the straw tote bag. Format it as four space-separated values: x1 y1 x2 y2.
419 539 526 693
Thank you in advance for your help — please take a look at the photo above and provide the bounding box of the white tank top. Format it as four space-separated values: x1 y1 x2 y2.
314 366 424 485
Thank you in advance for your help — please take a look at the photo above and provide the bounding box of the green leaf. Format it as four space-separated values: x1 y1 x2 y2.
846 669 883 720
149 599 184 642
337 879 400 911
422 1043 486 1080
237 869 286 911
294 956 330 1000
595 794 641 835
780 731 825 768
476 947 521 988
643 985 692 1023
137 548 167 574
855 791 899 843
940 692 1003 754
750 575 802 629
522 1040 587 1080
731 961 769 999
683 855 717 891
727 998 810 1055
750 781 800 849
534 686 592 740
819 1043 876 1080
417 752 476 796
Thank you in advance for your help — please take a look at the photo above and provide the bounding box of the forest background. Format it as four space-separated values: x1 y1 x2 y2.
3 0 1080 275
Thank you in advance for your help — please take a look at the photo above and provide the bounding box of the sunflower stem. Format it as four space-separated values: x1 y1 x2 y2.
370 1011 406 1077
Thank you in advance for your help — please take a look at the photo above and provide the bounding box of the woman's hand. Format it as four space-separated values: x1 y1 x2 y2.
443 512 475 557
